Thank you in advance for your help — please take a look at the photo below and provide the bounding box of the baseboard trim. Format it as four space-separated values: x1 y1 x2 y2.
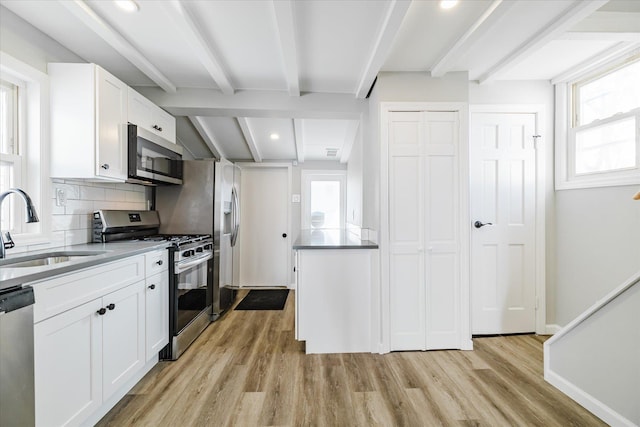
545 370 636 427
545 324 562 335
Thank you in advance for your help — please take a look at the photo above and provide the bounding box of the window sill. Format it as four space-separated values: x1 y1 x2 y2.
556 174 640 191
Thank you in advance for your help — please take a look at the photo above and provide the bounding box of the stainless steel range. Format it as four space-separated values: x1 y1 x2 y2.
93 209 213 360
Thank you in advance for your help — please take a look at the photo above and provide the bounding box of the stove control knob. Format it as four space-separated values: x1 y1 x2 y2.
196 247 203 253
204 244 212 250
182 250 194 257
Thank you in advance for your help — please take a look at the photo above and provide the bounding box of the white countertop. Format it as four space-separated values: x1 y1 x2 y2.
0 241 170 291
293 229 378 250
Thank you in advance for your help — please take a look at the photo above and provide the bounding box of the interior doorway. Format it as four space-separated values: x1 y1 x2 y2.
470 108 545 335
237 164 291 288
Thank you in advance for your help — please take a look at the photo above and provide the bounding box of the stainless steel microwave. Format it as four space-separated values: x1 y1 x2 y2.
127 124 183 185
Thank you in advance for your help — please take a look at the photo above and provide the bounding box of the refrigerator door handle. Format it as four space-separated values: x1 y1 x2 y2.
231 187 240 247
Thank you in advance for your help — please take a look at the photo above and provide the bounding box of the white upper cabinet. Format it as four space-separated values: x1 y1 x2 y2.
128 87 176 143
49 63 128 181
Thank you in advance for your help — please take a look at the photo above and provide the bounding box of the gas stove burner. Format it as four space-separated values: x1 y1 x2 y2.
133 234 211 246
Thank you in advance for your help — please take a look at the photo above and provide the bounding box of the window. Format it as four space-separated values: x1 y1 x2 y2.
557 55 640 189
0 52 48 242
301 171 346 229
0 77 24 231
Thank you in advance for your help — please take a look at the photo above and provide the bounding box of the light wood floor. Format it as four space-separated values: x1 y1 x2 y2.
98 290 605 426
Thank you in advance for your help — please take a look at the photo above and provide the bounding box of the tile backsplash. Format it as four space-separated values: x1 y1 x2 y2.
50 179 151 246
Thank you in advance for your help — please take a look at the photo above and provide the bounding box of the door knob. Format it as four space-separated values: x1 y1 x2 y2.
474 221 493 229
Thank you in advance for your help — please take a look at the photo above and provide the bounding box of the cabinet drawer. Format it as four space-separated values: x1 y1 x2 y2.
33 256 145 323
145 250 168 275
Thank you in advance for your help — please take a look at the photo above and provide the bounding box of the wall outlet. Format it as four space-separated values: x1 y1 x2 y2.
56 188 67 207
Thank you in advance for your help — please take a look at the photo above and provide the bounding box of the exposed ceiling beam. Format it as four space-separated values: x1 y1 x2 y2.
293 119 305 163
135 88 368 120
478 0 610 84
558 32 640 41
272 0 300 97
570 11 640 33
551 42 639 84
355 0 411 99
161 0 235 95
176 135 197 160
188 116 223 159
59 0 176 93
340 120 360 164
237 118 263 163
430 0 512 78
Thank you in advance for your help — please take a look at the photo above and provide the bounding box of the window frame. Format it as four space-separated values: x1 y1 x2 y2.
301 170 347 230
1 75 27 231
555 53 640 190
0 52 50 246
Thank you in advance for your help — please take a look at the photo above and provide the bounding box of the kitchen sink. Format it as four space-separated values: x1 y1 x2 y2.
0 251 108 268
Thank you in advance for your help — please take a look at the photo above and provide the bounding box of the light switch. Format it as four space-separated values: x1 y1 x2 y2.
292 194 301 203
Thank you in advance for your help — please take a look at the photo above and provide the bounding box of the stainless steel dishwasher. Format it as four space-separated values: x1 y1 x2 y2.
0 285 35 427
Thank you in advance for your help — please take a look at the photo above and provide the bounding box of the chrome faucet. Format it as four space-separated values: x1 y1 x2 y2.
0 188 39 258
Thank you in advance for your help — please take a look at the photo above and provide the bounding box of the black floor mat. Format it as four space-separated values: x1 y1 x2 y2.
234 289 289 311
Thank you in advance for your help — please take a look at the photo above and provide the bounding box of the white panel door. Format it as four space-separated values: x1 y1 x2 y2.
424 112 460 349
389 112 425 350
470 113 537 334
239 166 289 287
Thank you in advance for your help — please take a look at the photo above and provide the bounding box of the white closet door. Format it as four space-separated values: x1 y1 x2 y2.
388 111 461 351
389 112 426 350
423 112 460 349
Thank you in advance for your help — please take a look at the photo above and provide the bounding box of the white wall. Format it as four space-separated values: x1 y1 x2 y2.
1 7 153 251
0 6 83 72
469 80 557 325
555 185 640 325
362 72 469 236
547 280 640 425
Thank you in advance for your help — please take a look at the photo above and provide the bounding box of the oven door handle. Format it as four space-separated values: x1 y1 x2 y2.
174 253 212 274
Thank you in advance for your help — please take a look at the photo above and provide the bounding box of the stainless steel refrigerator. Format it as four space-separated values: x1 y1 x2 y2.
155 158 241 318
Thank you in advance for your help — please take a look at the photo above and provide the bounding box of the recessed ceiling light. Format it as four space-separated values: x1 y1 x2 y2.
114 0 139 13
270 133 280 140
440 0 458 10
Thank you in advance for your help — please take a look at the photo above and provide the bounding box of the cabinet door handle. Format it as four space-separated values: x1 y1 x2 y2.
152 125 163 132
107 303 116 311
148 284 156 290
101 163 110 170
97 308 107 315
156 260 163 266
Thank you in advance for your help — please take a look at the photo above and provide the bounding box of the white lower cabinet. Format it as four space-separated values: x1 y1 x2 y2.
295 249 374 354
34 298 103 427
32 251 170 427
145 271 169 361
34 280 145 427
101 282 146 399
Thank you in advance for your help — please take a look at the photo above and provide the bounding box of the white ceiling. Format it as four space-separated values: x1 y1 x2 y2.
1 0 638 162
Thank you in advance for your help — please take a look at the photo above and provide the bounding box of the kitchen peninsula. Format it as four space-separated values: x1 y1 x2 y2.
293 229 378 354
